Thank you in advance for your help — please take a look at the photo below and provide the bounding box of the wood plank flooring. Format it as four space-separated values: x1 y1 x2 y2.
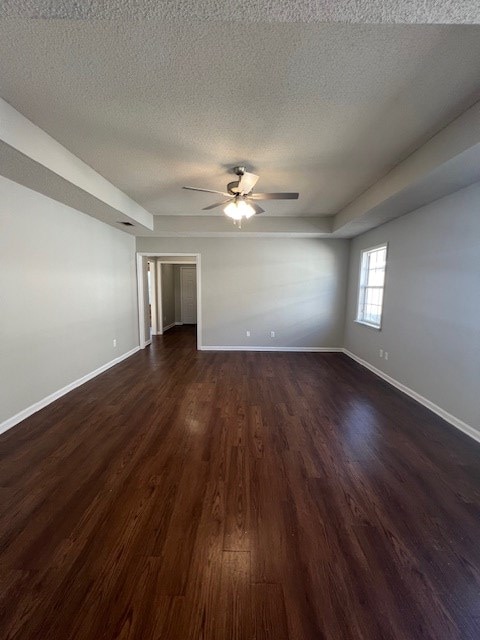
1 325 479 639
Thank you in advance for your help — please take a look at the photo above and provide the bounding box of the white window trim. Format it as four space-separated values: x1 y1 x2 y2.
356 242 388 330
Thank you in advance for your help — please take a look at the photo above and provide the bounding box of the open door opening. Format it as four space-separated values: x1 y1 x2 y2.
137 253 201 350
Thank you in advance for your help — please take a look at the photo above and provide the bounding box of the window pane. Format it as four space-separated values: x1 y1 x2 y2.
377 247 386 264
368 268 385 287
360 253 369 286
365 287 376 306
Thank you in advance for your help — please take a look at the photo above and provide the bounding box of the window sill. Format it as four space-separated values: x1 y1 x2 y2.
354 320 382 331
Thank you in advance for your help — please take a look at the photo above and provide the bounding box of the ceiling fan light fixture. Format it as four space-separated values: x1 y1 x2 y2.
183 166 299 224
224 199 255 221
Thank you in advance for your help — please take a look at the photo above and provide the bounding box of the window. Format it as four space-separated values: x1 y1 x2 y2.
356 244 387 329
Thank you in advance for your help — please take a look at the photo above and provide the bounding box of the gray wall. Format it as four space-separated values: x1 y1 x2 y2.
0 176 139 425
137 237 349 348
344 182 480 431
174 265 182 323
161 263 176 328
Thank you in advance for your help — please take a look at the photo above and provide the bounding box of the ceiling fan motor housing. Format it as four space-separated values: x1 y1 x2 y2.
227 180 242 195
227 166 247 194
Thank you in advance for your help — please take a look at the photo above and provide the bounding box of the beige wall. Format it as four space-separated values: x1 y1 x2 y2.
344 182 480 432
0 176 139 426
137 237 349 348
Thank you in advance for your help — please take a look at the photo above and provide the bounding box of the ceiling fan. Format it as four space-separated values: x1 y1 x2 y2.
183 166 299 227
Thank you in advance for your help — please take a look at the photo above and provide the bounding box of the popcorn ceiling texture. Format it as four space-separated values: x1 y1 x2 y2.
0 19 479 217
1 0 480 23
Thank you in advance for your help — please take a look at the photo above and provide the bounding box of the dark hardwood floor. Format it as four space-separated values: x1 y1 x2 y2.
1 325 479 639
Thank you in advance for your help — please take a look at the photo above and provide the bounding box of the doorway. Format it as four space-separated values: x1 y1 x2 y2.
136 253 201 349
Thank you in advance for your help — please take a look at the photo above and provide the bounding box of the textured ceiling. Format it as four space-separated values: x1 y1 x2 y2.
0 19 479 217
2 0 480 23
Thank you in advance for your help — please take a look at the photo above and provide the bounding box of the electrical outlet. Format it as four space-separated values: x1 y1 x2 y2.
379 349 383 358
384 351 389 360
246 330 250 337
113 339 117 348
270 331 275 338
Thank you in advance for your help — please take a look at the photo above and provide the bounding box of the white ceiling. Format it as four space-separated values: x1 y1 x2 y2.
0 19 479 218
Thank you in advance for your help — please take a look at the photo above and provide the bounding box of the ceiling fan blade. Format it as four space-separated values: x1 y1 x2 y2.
250 192 299 200
237 171 259 194
183 186 230 196
202 199 233 211
250 202 265 215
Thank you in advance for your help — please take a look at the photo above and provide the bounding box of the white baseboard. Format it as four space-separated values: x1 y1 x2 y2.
0 346 140 436
200 346 343 352
343 349 479 444
4 342 476 447
175 322 183 326
144 339 152 346
163 323 176 332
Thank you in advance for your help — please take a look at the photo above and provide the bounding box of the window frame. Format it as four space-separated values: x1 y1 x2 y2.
355 242 388 330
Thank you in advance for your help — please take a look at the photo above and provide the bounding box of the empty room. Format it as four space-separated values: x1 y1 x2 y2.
1 2 480 639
